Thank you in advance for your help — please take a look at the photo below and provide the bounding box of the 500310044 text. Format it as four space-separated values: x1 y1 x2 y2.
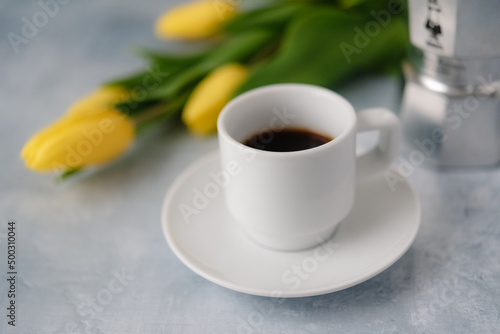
6 221 17 327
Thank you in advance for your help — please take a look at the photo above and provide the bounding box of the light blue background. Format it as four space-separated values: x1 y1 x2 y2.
1 1 499 333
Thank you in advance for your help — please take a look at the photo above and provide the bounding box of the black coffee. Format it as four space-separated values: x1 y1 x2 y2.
242 127 333 152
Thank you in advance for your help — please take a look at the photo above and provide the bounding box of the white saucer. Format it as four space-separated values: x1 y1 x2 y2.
161 152 420 298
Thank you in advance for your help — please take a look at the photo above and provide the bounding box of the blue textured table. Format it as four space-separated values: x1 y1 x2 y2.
1 1 499 333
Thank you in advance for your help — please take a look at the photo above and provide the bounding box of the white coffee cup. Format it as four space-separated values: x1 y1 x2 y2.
217 84 400 251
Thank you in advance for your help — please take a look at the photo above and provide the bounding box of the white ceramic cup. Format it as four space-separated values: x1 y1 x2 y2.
217 84 400 251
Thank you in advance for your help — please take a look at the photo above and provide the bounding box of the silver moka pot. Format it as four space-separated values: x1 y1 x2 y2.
401 0 500 167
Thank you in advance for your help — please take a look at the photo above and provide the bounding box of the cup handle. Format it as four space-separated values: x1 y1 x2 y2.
355 108 401 183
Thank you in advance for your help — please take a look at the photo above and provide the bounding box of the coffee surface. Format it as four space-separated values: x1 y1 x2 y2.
242 127 333 152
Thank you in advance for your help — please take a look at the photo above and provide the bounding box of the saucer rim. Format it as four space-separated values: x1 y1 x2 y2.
161 151 421 298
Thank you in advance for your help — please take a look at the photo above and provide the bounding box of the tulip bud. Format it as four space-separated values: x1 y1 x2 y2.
155 0 237 40
182 63 248 135
22 87 132 171
22 109 134 173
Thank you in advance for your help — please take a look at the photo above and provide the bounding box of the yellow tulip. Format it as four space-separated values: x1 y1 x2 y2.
21 109 135 173
22 86 133 171
66 86 131 118
182 63 248 135
155 0 237 40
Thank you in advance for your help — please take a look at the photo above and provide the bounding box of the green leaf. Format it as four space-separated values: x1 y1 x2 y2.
115 99 160 117
134 88 192 135
236 7 408 94
146 29 277 100
104 71 150 89
222 2 307 34
133 48 207 67
337 0 372 9
103 49 206 89
56 169 80 182
337 0 402 11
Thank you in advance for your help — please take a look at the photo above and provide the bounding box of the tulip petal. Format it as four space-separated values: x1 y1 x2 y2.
155 0 237 40
26 110 134 172
182 63 248 135
23 87 131 165
66 87 130 118
21 117 74 161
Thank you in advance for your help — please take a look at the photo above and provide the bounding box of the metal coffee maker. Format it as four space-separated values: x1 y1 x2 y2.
401 0 500 167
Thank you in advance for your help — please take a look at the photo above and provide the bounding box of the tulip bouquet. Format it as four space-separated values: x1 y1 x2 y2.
22 0 408 179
